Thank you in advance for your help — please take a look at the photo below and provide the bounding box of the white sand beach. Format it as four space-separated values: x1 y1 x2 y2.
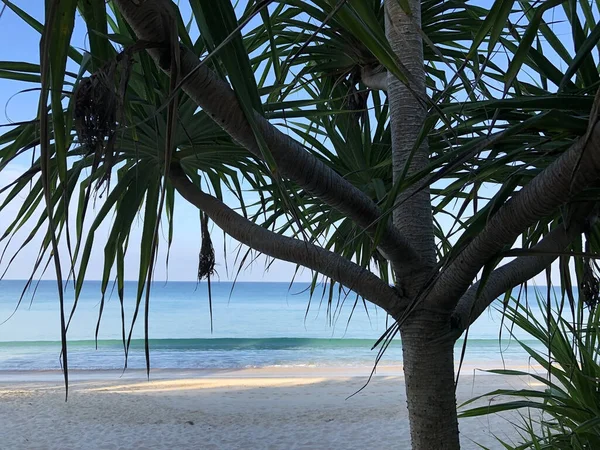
0 367 541 450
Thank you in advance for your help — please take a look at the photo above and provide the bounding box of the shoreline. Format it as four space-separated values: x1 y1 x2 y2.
0 359 543 381
0 367 541 449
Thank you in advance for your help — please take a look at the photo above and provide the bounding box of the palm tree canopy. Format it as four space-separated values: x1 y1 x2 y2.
1 0 599 393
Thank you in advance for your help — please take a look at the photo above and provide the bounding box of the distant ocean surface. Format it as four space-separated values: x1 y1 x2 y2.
0 280 545 371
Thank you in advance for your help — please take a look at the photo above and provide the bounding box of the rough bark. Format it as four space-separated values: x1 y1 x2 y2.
385 0 437 295
385 2 460 449
399 310 460 450
113 0 423 281
451 202 597 333
170 164 404 316
361 66 387 91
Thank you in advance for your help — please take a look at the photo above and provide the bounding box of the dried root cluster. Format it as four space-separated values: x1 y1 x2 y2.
73 49 135 187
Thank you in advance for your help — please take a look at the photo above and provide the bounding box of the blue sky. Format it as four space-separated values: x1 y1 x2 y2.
0 1 592 285
0 2 310 282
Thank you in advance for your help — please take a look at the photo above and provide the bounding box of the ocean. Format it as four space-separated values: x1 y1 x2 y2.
0 280 544 371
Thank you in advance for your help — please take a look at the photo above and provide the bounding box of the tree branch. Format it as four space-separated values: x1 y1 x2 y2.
169 164 404 316
428 91 600 310
450 211 591 335
113 0 422 279
361 66 387 91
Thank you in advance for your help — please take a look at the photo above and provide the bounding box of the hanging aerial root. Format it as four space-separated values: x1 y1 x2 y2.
581 236 600 311
198 211 216 280
73 65 118 161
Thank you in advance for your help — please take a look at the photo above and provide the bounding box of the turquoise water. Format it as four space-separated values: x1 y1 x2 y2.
0 280 540 370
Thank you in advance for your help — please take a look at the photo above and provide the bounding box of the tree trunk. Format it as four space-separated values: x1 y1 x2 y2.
384 2 460 446
400 312 460 449
385 0 436 297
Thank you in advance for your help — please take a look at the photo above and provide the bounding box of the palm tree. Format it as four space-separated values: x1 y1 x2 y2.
1 0 599 448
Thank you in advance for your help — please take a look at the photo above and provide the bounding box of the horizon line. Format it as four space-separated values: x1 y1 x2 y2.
0 279 315 284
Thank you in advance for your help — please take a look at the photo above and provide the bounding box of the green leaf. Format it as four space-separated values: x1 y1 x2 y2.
504 0 565 92
467 0 515 58
560 21 600 89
